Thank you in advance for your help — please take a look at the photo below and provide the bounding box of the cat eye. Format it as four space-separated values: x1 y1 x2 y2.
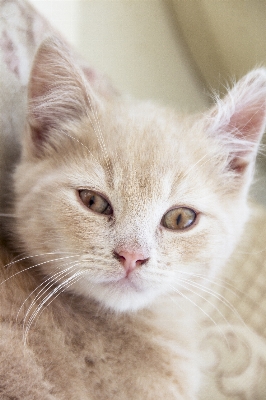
79 190 113 215
161 207 196 230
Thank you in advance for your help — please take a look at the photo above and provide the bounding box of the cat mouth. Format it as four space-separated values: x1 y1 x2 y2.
108 276 143 293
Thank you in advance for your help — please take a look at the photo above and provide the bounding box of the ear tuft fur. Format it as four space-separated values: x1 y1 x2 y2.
207 68 266 176
27 37 95 152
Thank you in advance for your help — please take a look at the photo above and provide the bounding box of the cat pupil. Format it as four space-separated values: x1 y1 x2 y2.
79 190 113 216
176 214 182 226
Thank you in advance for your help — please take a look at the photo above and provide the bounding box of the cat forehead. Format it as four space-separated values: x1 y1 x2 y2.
56 104 214 207
73 102 204 166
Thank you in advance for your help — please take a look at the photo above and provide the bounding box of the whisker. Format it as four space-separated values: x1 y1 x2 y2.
167 283 229 345
85 96 113 179
182 153 220 182
178 277 247 330
176 270 241 298
172 280 231 327
166 293 206 332
17 261 80 322
234 247 266 255
23 270 84 344
1 254 78 286
4 251 78 269
59 129 102 171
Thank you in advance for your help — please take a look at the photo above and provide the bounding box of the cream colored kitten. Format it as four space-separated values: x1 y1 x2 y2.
1 4 266 400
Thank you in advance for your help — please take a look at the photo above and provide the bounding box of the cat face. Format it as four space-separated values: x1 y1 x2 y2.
14 38 266 312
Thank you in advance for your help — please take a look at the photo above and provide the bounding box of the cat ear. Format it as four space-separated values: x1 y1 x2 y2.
27 37 95 154
206 68 266 177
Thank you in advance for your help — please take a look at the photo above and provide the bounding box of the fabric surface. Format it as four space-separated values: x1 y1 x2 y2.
199 203 266 399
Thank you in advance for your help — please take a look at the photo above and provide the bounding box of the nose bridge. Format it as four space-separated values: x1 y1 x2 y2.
113 172 159 255
114 211 154 257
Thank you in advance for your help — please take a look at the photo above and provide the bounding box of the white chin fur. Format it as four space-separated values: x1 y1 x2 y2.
72 280 161 312
98 289 159 313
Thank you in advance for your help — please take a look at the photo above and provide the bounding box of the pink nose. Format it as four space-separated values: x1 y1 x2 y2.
114 251 149 276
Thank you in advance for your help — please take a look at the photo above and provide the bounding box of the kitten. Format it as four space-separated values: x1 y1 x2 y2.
1 20 266 400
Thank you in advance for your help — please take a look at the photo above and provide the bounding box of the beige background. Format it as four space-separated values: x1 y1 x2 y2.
28 0 208 111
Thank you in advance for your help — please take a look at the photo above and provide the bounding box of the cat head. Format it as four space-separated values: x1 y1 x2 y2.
14 38 266 312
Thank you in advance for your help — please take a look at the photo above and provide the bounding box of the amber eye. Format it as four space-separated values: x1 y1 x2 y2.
79 190 112 215
162 207 196 230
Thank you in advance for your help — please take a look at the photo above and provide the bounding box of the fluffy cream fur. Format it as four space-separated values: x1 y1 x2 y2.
1 29 266 400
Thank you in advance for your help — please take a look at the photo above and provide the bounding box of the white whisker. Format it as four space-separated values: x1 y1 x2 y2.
4 252 78 269
178 277 247 330
177 270 241 298
182 153 218 181
85 95 113 179
168 283 229 346
60 129 102 171
17 261 80 322
1 254 78 286
23 270 84 344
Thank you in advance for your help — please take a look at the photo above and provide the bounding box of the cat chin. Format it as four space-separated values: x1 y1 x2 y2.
98 290 159 313
72 280 161 313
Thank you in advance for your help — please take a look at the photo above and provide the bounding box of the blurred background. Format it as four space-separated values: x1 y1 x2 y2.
29 0 266 203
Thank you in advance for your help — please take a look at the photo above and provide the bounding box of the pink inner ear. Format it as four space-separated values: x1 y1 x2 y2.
225 104 266 173
229 105 266 143
228 104 266 173
228 157 248 174
208 69 266 175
